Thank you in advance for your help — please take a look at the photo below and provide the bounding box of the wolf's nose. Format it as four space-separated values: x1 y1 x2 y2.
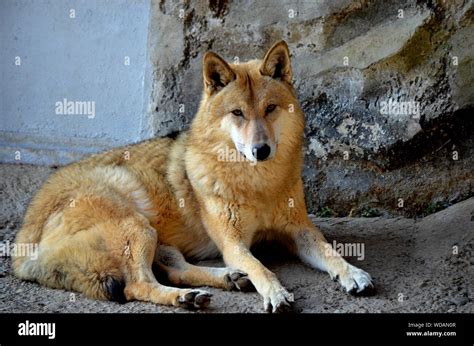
252 143 271 161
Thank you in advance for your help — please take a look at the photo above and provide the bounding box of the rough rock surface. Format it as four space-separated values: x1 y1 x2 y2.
0 164 472 313
146 0 473 216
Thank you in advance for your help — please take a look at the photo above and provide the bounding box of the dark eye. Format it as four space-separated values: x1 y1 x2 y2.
266 104 277 113
232 109 244 117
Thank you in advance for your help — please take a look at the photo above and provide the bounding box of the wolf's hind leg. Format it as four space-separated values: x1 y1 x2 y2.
154 245 254 292
122 227 212 309
124 276 212 309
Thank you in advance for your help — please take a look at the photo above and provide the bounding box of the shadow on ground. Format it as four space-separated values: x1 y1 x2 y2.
0 164 472 313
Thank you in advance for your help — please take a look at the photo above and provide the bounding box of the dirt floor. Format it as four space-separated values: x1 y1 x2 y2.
0 164 472 313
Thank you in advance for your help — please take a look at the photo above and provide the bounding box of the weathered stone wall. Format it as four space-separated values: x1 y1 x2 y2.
146 0 473 216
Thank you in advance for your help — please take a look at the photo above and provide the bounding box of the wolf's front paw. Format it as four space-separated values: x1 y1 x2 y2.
176 289 212 309
339 264 375 296
224 270 255 292
263 284 294 313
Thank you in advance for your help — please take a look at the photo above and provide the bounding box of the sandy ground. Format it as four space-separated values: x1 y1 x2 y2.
0 164 472 313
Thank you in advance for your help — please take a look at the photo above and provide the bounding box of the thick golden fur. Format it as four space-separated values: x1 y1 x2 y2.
13 41 374 312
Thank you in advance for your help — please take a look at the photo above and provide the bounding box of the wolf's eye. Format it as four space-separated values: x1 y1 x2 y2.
232 109 244 117
266 104 277 113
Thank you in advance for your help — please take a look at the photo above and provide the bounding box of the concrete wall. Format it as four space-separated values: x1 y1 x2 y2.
0 0 152 165
146 0 473 216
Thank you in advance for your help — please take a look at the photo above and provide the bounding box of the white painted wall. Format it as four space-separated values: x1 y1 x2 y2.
0 0 153 165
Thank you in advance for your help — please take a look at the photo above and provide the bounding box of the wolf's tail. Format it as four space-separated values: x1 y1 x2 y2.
12 229 126 303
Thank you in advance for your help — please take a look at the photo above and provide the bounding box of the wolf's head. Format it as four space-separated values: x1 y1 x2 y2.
198 40 304 163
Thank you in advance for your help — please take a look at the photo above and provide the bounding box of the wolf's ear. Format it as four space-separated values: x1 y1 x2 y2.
260 40 292 84
203 52 236 94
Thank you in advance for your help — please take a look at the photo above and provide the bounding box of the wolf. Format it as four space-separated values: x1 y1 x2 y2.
13 41 374 312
